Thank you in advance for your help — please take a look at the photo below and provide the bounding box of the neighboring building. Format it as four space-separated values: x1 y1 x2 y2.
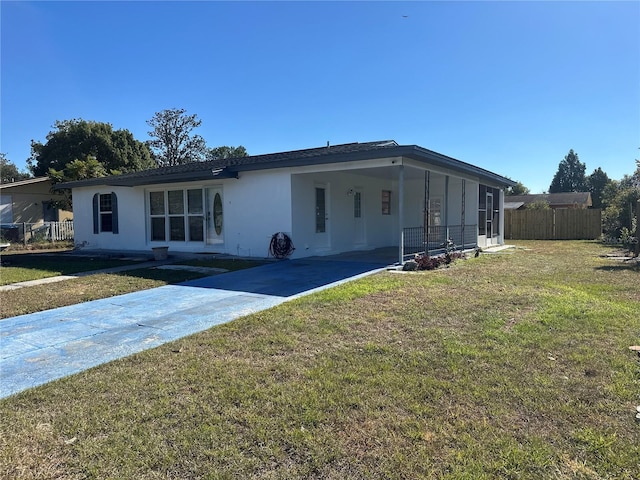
58 141 515 262
0 177 73 224
505 192 593 210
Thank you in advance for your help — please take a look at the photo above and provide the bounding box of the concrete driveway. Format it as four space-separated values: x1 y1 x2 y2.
0 257 388 399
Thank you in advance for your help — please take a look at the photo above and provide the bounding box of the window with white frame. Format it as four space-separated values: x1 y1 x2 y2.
149 189 204 242
92 192 118 234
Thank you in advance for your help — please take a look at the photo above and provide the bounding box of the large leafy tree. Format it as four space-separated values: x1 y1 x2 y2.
601 160 640 240
207 145 248 161
28 119 155 177
0 153 31 183
146 108 207 166
505 180 530 196
549 149 588 193
48 156 108 209
587 167 612 209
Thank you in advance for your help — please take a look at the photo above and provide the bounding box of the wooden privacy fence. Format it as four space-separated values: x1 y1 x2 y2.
505 209 601 240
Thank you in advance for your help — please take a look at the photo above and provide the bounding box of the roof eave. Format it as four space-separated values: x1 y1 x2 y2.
400 145 516 187
56 169 237 189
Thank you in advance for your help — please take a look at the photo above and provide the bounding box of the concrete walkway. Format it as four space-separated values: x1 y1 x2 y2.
0 257 388 399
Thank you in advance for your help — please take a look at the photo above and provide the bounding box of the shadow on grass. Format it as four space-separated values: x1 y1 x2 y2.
594 262 640 272
0 252 145 285
118 267 209 284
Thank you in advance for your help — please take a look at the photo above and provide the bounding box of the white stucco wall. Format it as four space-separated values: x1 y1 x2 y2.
291 170 399 257
223 169 292 257
71 159 502 258
72 186 147 250
72 170 293 256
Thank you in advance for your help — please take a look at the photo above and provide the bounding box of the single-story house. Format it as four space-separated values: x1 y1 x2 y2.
58 140 515 263
504 192 593 210
0 177 73 224
1 177 74 243
1 175 74 225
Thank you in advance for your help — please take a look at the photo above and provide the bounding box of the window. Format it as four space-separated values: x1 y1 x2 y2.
429 198 442 226
149 189 204 242
188 189 204 241
100 194 113 232
212 192 223 236
1 195 13 224
168 190 185 241
381 190 391 215
315 187 326 233
354 191 361 218
93 193 118 234
149 191 165 241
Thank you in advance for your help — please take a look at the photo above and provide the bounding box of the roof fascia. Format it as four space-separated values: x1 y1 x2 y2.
399 145 516 188
56 169 237 189
0 177 51 189
230 145 515 187
288 156 401 175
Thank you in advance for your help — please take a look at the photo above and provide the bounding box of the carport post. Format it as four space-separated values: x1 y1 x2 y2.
635 200 640 257
399 164 404 264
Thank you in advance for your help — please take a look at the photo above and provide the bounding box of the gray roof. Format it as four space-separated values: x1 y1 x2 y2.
504 201 526 210
0 176 51 190
57 140 516 189
506 192 592 207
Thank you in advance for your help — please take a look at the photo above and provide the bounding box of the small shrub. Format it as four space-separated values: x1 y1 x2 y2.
414 251 465 270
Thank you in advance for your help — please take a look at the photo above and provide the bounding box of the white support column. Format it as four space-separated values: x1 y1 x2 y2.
398 164 404 264
461 179 466 250
499 189 505 244
444 175 450 240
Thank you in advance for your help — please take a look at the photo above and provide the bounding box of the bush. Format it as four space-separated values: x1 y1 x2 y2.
414 251 465 270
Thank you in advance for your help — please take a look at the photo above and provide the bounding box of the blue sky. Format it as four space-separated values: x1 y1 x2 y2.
1 1 638 193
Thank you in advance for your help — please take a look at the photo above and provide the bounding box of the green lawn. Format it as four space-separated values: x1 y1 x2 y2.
0 256 266 319
0 252 142 285
1 241 638 479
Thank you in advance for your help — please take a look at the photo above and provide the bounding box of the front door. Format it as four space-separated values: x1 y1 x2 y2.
206 187 224 245
353 189 365 245
315 184 330 249
486 191 494 246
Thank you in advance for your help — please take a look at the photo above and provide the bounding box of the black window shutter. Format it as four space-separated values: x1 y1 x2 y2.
93 194 99 234
111 192 119 234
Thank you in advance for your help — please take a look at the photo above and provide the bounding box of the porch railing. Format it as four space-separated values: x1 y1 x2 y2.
0 221 74 245
403 224 478 256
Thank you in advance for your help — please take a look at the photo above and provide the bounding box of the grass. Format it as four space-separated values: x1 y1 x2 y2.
0 251 142 285
1 241 639 479
0 255 266 318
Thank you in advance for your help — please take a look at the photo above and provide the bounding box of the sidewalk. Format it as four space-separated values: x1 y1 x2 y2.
1 258 387 399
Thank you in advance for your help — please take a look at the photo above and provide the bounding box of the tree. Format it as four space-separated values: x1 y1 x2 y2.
207 145 248 161
549 149 587 193
600 160 640 241
505 180 530 196
28 119 155 177
146 108 207 166
48 156 108 209
587 167 612 209
48 156 107 183
0 153 31 183
526 199 551 210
